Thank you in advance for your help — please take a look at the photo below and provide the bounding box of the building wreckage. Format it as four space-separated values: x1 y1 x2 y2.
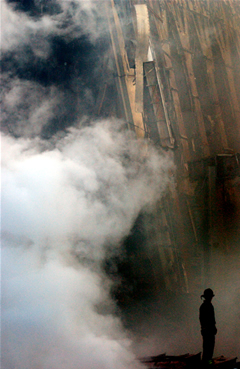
95 0 240 364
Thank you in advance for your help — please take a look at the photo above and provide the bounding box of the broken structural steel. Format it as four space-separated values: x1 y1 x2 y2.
139 352 239 368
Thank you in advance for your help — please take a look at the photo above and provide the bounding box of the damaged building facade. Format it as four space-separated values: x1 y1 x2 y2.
96 0 240 298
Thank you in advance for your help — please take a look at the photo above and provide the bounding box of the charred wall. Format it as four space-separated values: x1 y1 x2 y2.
98 0 240 298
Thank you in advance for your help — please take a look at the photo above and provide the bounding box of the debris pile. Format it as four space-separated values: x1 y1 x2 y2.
139 353 239 368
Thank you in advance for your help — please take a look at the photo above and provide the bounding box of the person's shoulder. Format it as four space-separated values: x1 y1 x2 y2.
200 301 210 309
200 302 205 310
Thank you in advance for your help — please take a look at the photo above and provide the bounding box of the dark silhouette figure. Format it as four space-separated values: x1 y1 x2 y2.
199 288 217 366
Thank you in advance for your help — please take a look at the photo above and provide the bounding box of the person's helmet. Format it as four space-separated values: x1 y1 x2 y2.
201 288 215 299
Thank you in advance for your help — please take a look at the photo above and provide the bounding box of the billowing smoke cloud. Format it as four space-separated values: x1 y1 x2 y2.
2 0 105 52
2 2 168 366
1 0 108 138
2 122 173 368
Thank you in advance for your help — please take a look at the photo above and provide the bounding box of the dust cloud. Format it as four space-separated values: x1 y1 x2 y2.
1 122 173 369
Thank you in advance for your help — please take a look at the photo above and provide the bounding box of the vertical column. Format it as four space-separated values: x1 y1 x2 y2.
167 1 210 157
107 0 146 138
192 13 229 150
148 0 191 162
212 12 240 139
206 165 217 286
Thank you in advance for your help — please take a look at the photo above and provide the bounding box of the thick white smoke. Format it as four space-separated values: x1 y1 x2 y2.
2 121 173 369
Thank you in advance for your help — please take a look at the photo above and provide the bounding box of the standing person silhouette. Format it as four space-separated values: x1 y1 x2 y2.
199 288 217 366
